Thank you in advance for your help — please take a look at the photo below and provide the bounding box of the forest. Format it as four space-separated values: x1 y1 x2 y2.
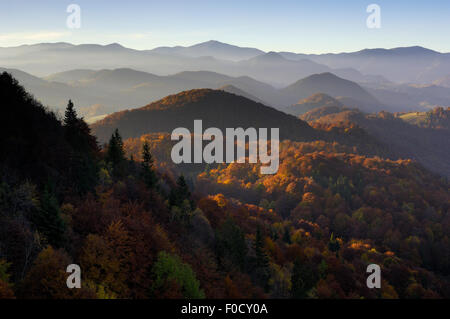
0 72 449 299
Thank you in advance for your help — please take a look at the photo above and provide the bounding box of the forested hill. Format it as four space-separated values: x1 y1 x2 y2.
91 89 318 143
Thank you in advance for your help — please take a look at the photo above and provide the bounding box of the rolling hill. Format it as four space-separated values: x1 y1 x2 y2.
218 84 267 104
300 106 450 177
281 73 383 111
284 93 343 116
91 89 318 143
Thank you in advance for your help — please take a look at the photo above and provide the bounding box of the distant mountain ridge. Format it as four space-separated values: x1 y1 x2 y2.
150 40 264 61
2 41 429 86
4 65 446 123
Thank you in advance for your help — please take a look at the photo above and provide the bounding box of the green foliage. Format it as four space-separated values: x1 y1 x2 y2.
169 175 191 207
254 227 269 269
64 99 78 127
0 260 12 283
106 129 126 179
141 140 157 189
215 218 247 270
282 227 291 244
34 188 66 248
152 251 204 299
291 258 317 299
253 226 270 291
328 233 340 254
63 100 99 194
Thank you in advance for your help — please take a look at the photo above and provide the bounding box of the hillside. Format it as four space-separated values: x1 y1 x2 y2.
281 73 383 111
398 107 450 129
300 106 450 177
284 93 343 116
91 89 318 143
218 84 267 104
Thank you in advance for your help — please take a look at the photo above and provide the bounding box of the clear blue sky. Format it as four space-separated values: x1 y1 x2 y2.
0 0 449 53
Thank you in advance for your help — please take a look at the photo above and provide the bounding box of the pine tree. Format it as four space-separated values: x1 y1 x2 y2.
283 226 291 244
215 218 247 270
291 258 316 298
254 226 269 269
169 175 191 207
254 226 270 290
34 188 66 248
141 141 157 189
328 232 340 254
63 100 99 194
64 99 77 127
106 129 126 178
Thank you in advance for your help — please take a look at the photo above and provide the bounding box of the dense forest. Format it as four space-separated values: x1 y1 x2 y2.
0 72 449 299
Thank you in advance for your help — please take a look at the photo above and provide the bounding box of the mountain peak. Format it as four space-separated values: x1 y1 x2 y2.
356 46 439 56
250 51 287 63
106 42 125 49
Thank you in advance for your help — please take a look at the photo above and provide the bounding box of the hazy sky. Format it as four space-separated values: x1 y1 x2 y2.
1 0 449 53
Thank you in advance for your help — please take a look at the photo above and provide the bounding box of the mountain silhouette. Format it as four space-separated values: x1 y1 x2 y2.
150 40 264 61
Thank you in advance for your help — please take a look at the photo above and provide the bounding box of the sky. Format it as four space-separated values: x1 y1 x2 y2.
0 0 449 53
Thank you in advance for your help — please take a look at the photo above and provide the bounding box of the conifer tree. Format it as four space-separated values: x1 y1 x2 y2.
283 226 291 244
328 232 340 254
291 258 316 298
64 99 77 127
169 175 191 207
253 226 270 290
141 141 157 189
63 100 99 194
106 129 126 178
215 218 247 270
34 188 66 248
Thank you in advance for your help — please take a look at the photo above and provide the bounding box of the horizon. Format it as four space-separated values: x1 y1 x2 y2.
1 39 448 55
1 0 450 54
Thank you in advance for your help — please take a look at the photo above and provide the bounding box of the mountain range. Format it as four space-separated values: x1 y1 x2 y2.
3 41 448 85
2 40 450 117
5 64 448 124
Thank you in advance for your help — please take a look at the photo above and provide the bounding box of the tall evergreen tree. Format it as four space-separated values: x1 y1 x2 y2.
106 129 126 178
141 141 157 189
283 226 292 244
64 99 77 127
328 232 340 254
215 218 247 270
34 188 66 248
253 226 270 290
169 175 191 207
63 100 99 194
291 258 316 299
